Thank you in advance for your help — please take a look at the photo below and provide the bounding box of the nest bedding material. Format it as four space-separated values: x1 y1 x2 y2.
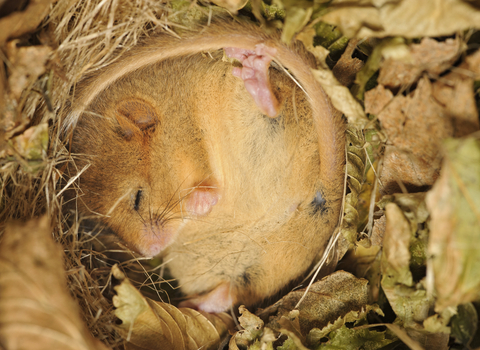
2 0 480 349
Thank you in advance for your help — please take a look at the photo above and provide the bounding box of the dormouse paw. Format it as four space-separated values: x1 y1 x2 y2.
224 45 279 118
178 283 234 313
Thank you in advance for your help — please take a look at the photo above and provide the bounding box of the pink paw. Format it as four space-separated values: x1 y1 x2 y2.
178 283 234 313
225 44 280 118
185 188 219 216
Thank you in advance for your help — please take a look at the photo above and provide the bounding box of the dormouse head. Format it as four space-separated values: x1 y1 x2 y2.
66 85 220 256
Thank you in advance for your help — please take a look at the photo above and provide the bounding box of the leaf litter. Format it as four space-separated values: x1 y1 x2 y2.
1 0 480 349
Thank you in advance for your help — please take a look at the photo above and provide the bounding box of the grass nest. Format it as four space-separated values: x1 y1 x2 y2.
1 0 480 349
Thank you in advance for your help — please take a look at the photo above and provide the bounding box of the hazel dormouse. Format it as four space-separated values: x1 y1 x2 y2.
62 20 345 313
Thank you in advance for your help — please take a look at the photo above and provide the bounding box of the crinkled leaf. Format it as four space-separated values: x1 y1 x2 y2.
332 39 364 87
354 37 407 100
381 203 413 287
210 0 248 12
6 43 51 101
281 6 312 43
307 304 384 346
450 303 478 346
380 201 436 330
366 51 480 193
426 138 480 311
322 0 480 38
379 37 463 88
10 123 49 160
238 305 264 340
423 308 455 335
112 265 234 350
312 69 367 127
168 1 227 28
0 0 54 43
318 324 394 350
0 217 108 350
265 271 369 336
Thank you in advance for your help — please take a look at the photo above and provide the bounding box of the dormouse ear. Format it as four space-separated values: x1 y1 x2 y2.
115 98 158 140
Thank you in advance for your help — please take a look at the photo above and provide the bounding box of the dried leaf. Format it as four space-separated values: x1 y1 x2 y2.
306 304 384 345
238 305 264 336
10 122 49 160
426 137 480 311
112 265 234 350
379 37 463 88
0 0 54 44
332 39 364 87
423 308 455 335
367 66 479 194
6 42 51 101
384 324 424 350
264 271 369 336
312 69 368 128
371 215 386 247
0 217 108 350
450 303 478 346
281 5 312 43
229 306 279 350
364 84 393 116
382 202 413 287
380 202 436 333
210 0 248 12
278 330 309 350
355 37 407 100
322 0 480 38
317 323 394 350
297 37 368 127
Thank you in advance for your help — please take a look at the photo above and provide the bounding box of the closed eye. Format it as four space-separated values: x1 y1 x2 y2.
134 189 142 211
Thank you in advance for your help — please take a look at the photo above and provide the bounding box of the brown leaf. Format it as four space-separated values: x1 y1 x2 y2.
210 0 248 12
382 202 413 287
0 217 109 350
426 138 480 311
6 42 51 101
431 54 480 137
366 54 480 194
112 265 234 350
374 78 449 193
322 0 480 38
301 39 368 127
371 215 386 247
262 271 369 336
332 39 364 87
0 0 54 44
364 83 393 116
379 37 463 88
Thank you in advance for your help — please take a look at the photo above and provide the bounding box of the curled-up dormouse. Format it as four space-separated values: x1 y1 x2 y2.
62 20 345 313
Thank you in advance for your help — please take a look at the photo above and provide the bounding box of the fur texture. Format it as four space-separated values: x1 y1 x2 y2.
63 20 345 312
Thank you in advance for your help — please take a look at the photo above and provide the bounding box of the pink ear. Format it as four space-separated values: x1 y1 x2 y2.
225 44 280 118
185 188 219 216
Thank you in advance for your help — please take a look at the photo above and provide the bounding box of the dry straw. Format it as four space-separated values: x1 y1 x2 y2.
1 0 199 347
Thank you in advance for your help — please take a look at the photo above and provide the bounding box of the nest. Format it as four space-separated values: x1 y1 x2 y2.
2 0 480 349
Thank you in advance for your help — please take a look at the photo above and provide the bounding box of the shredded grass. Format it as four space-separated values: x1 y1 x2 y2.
0 1 197 347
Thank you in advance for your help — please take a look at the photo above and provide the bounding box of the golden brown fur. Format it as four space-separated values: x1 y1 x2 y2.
62 20 345 312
